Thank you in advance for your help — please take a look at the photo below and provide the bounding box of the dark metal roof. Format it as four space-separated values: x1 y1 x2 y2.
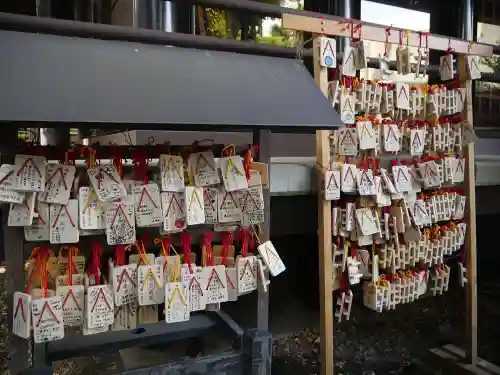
0 30 342 131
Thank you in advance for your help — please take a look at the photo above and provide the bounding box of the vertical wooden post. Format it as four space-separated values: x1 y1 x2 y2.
313 35 334 375
457 55 478 365
253 129 271 332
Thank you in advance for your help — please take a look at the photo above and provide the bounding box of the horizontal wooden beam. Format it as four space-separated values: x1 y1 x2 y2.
6 144 226 160
282 13 494 57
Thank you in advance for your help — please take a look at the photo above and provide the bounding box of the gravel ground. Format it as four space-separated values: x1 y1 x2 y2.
1 269 499 375
272 273 500 375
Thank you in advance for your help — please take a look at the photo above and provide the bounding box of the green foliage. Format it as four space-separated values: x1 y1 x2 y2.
201 0 287 40
264 24 295 46
477 53 500 92
479 39 500 79
271 24 286 37
256 35 292 46
205 8 227 38
482 56 500 72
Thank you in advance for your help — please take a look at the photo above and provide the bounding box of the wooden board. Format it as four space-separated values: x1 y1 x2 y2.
282 13 494 57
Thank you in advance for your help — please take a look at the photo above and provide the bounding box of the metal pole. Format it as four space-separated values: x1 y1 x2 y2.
340 0 352 53
89 0 95 23
162 1 177 32
133 0 150 28
190 5 196 35
36 0 51 17
73 0 82 21
462 0 474 41
36 0 52 146
133 0 158 29
0 12 310 59
334 0 360 77
150 0 160 30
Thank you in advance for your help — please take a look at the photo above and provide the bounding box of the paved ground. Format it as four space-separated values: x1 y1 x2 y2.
1 265 499 375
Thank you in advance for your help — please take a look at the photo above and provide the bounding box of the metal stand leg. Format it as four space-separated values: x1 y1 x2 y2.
32 343 48 369
242 329 272 375
252 129 271 332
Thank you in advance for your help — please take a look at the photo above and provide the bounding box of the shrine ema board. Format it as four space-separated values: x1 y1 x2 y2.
9 145 285 343
32 296 64 343
314 33 476 325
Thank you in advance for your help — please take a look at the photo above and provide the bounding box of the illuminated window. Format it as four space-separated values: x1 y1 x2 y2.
360 0 430 82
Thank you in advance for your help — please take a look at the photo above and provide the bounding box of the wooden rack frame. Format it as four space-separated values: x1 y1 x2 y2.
282 13 494 57
283 11 500 375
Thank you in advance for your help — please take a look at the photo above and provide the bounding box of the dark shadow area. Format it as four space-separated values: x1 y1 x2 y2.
266 213 500 374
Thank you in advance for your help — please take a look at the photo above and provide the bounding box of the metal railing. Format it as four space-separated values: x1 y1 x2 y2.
3 0 500 134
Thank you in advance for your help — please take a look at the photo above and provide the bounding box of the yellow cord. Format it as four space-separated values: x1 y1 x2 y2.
221 144 236 157
142 268 161 291
167 284 186 309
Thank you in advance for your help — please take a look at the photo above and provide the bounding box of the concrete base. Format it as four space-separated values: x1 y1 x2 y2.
429 345 500 375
